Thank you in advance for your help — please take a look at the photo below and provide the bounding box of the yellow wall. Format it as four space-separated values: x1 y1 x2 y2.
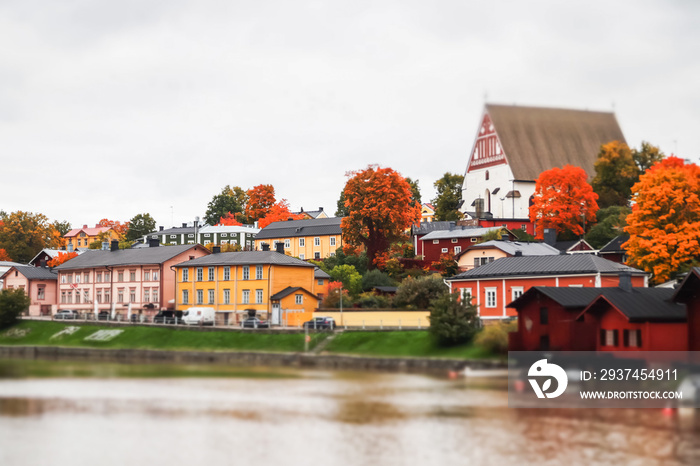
64 229 119 248
457 248 508 271
255 234 341 260
316 310 430 328
278 290 318 327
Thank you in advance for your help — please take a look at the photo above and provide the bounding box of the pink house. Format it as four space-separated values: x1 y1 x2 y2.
53 242 209 318
0 265 58 316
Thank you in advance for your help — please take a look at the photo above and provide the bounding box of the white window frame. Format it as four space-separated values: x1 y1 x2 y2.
182 268 189 282
485 287 497 308
197 289 203 305
223 289 230 304
242 290 250 304
182 289 189 304
242 266 250 280
256 289 263 304
441 248 448 253
511 287 524 302
299 238 305 247
314 237 320 247
330 237 336 246
223 266 230 281
208 289 215 304
432 240 439 244
295 294 303 305
454 246 461 254
284 239 290 248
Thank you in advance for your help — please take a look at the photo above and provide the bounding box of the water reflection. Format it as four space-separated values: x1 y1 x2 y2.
0 359 699 465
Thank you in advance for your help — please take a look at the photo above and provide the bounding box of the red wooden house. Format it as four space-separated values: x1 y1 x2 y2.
418 226 513 263
673 268 700 351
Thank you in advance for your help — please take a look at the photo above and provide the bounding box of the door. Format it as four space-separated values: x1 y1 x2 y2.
271 303 281 326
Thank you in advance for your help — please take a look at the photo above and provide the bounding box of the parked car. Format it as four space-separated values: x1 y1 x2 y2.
240 317 269 329
182 307 216 326
303 317 336 330
54 309 79 320
97 310 111 321
153 311 183 325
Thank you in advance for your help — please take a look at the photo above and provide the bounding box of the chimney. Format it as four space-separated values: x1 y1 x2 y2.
182 223 187 228
319 207 323 212
275 242 285 254
159 226 164 231
261 243 270 251
67 243 74 253
300 207 304 212
212 246 221 254
501 234 509 241
83 224 88 229
543 228 557 246
619 271 632 292
111 240 119 251
40 259 48 268
514 250 523 257
148 237 160 248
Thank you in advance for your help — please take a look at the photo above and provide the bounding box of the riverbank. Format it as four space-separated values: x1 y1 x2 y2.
0 321 506 374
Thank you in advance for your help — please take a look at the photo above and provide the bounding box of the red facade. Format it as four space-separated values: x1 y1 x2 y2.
476 219 535 236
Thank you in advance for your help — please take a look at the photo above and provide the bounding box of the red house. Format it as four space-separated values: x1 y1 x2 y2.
577 287 687 352
446 255 647 320
418 226 513 263
673 268 700 351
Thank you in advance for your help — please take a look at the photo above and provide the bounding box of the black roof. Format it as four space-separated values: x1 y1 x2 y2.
172 251 314 268
580 288 686 322
509 286 605 309
0 265 58 281
147 226 197 236
447 254 645 281
270 286 316 300
54 245 208 270
255 218 342 240
599 234 630 254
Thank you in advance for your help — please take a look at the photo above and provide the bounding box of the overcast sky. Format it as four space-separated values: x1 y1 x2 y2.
2 0 698 230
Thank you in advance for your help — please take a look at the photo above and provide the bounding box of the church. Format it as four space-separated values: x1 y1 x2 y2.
460 104 626 223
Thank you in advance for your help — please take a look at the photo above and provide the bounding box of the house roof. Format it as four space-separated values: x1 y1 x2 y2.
673 267 700 303
172 251 315 268
411 221 456 236
53 244 208 270
553 239 595 253
599 234 630 254
314 267 330 279
28 248 86 266
64 226 112 238
421 226 504 241
270 286 317 300
147 226 198 236
485 104 626 180
372 286 398 294
447 254 645 281
509 286 610 310
457 240 559 259
0 261 25 268
578 288 686 322
198 225 260 234
255 217 342 240
294 207 327 219
0 265 58 281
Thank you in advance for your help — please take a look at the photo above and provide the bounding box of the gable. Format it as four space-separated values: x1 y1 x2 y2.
466 112 508 173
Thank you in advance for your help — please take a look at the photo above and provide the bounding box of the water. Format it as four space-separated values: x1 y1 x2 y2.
0 359 699 466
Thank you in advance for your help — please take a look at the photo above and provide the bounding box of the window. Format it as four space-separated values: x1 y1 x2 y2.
474 257 494 268
130 288 136 302
75 291 81 304
118 272 124 282
84 272 90 283
144 289 150 303
454 246 461 254
295 294 303 305
314 237 320 247
37 286 45 300
153 271 159 281
188 234 194 237
242 290 250 304
196 267 203 281
104 272 110 282
242 266 249 280
330 237 336 247
299 238 305 247
104 290 110 302
512 287 524 301
67 291 73 304
170 235 177 238
485 288 497 308
315 252 320 259
96 290 102 303
539 307 548 325
284 239 290 248
182 268 189 282
151 288 158 301
208 267 215 281
299 254 305 260
130 271 136 282
223 289 230 304
61 275 67 284
601 329 618 347
318 279 324 285
256 289 263 304
197 289 203 304
204 240 211 245
96 272 102 283
451 238 458 243
83 290 89 302
470 238 478 242
256 265 263 280
204 233 210 237
624 329 642 348
75 274 81 284
221 233 227 237
144 271 150 281
208 289 215 304
433 240 439 244
224 266 230 281
182 290 189 304
67 273 72 283
441 248 448 253
521 224 527 230
117 289 124 303
61 291 67 303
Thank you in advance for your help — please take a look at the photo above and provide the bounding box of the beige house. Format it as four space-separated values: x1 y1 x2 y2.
455 239 559 272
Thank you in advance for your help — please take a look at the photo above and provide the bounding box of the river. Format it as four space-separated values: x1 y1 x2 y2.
0 358 699 466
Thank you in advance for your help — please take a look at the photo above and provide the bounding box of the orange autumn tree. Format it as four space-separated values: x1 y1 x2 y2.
217 212 243 226
97 218 128 238
624 156 700 283
47 251 78 267
529 165 599 240
341 165 421 269
244 184 276 222
258 200 304 229
0 248 12 261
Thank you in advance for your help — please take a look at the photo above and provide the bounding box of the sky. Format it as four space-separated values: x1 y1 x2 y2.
2 0 699 230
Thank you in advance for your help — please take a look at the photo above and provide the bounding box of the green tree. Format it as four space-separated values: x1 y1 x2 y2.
394 274 447 309
432 173 464 221
329 264 363 296
585 205 631 249
126 213 157 242
204 185 248 226
405 177 422 208
361 269 395 291
52 220 72 236
592 141 638 208
335 190 349 217
0 288 31 328
632 141 665 174
428 291 480 347
0 211 62 263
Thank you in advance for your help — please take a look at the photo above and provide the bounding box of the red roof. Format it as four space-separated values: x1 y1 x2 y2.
64 226 112 238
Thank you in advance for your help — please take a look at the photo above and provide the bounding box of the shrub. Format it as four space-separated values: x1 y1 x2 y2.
474 321 517 354
361 269 394 291
355 292 391 309
394 274 447 309
428 292 480 346
0 288 30 329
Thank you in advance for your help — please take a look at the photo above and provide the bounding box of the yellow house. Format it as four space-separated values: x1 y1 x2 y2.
421 203 435 223
254 217 343 260
63 224 120 249
173 250 319 326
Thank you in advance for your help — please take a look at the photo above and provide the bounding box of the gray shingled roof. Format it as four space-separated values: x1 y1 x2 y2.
146 226 197 236
54 245 207 270
581 288 685 322
1 265 58 281
486 104 626 180
255 217 342 240
314 267 330 279
447 254 645 281
411 221 456 236
172 251 314 268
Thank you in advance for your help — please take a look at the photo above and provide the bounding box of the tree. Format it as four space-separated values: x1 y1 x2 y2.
257 199 304 229
428 291 479 347
341 165 421 269
218 213 243 226
0 288 30 328
430 254 459 278
0 249 12 261
624 156 700 283
328 264 363 296
204 185 248 226
52 220 72 236
632 141 665 174
585 205 631 249
335 190 349 217
125 213 157 242
47 251 78 267
97 218 128 238
432 172 464 221
245 184 276 222
0 211 62 263
529 165 599 240
592 141 638 208
361 269 395 291
393 274 447 309
405 177 422 208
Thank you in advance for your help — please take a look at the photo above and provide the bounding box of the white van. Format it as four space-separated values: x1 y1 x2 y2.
182 307 216 326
